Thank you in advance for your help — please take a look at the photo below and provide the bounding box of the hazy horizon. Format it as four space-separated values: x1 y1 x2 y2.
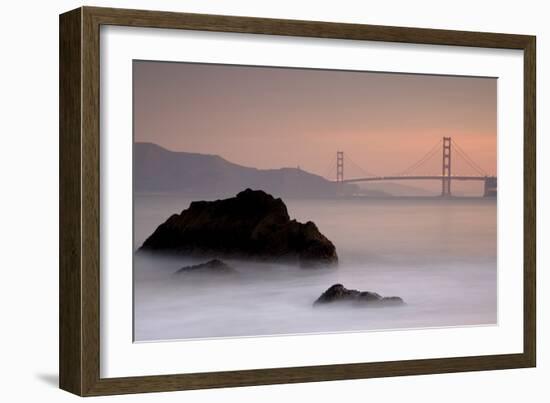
134 60 497 195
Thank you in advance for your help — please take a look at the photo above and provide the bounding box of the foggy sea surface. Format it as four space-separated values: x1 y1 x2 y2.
133 195 497 342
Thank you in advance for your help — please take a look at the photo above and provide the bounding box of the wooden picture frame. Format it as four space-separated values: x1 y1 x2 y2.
59 6 536 396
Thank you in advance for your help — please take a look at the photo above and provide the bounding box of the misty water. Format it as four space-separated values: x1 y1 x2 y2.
134 195 497 342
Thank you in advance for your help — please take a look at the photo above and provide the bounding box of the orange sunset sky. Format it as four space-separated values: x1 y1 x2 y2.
133 61 496 189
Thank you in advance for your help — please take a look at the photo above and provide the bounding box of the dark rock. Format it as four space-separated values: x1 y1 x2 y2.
174 259 236 276
139 189 338 267
314 284 404 307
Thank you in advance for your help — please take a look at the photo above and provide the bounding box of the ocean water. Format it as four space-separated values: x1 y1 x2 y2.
133 194 497 341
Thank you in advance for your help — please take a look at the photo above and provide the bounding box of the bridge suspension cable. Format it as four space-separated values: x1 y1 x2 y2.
392 138 442 176
451 139 488 176
332 136 494 197
322 156 337 180
345 154 379 178
321 151 377 181
332 137 491 182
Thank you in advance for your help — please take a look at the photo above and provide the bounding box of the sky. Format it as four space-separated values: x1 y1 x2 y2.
133 60 497 187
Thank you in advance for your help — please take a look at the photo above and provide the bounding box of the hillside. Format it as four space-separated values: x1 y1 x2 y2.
134 142 356 198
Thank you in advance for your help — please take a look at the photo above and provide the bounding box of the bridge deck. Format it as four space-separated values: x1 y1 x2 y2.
341 175 495 184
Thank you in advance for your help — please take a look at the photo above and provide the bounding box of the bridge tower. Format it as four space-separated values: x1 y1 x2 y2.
337 151 344 183
441 137 452 197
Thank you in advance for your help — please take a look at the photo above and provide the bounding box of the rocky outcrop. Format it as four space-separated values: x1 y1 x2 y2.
314 284 404 306
140 189 338 267
174 259 236 276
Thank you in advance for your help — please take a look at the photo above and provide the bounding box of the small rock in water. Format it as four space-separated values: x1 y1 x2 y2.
314 284 404 307
174 259 236 276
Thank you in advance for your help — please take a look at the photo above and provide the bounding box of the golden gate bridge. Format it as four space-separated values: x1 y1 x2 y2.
333 137 497 197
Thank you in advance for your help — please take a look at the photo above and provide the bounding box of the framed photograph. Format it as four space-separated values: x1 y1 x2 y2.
59 6 536 396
